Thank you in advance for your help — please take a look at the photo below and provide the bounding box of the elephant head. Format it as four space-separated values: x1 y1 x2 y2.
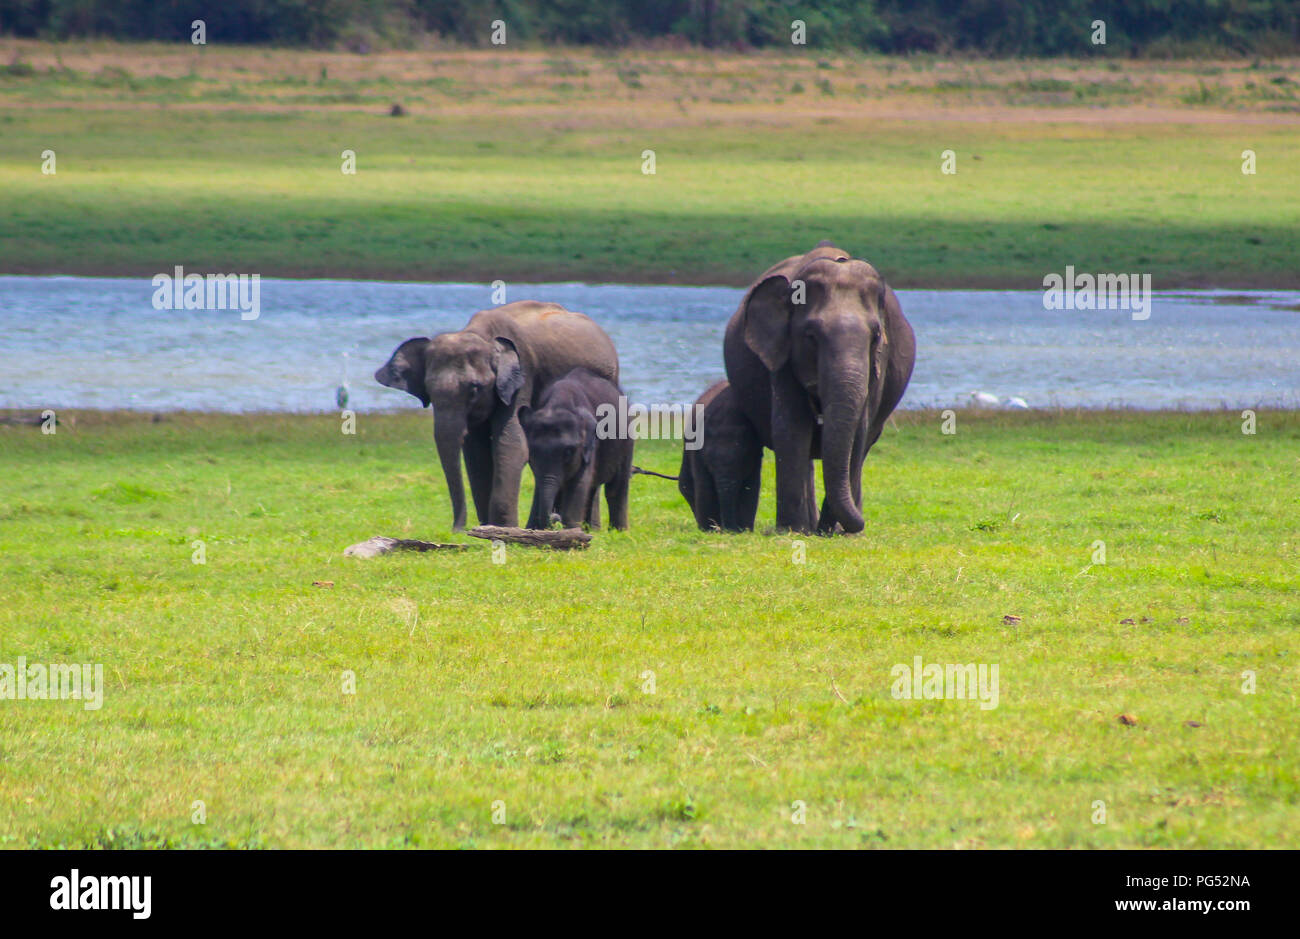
376 333 524 529
741 253 905 533
373 337 433 407
522 402 597 529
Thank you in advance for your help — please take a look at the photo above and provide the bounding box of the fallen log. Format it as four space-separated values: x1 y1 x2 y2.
467 525 592 550
343 536 470 558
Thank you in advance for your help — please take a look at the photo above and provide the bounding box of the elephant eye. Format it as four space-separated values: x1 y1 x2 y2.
467 382 482 397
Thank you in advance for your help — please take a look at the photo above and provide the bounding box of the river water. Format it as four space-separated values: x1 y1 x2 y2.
0 276 1296 412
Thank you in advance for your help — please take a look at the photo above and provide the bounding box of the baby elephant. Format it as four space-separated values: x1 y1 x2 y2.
678 381 762 531
522 369 633 530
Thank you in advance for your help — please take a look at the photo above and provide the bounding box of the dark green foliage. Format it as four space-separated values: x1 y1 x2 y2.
1 0 1296 55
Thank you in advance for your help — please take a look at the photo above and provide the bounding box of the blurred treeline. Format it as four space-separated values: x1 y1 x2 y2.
2 0 1297 56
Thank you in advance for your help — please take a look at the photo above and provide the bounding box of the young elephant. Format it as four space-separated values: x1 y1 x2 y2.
678 381 762 532
522 369 633 531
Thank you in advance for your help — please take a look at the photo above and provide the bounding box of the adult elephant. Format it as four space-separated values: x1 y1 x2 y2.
723 243 915 534
375 301 619 531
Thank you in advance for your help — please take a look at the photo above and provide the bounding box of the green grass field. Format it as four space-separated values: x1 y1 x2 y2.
2 409 1296 848
2 41 1298 286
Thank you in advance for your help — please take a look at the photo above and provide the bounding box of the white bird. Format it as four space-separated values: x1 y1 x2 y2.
1005 396 1029 409
969 391 1000 408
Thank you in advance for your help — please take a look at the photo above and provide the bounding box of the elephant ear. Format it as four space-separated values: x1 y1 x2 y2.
742 274 793 372
881 284 912 375
493 337 525 406
874 282 916 416
374 337 431 407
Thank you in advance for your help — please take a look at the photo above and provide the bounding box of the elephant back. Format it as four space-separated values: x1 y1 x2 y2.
467 301 620 394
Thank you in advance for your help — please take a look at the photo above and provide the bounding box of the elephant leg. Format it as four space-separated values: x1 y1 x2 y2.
554 482 582 529
773 448 816 533
605 462 630 531
714 451 756 531
805 459 818 523
737 456 762 531
770 374 818 533
693 459 721 530
487 412 528 527
678 447 696 514
585 484 602 530
851 420 870 511
775 453 817 533
723 445 762 532
463 424 494 526
717 483 742 531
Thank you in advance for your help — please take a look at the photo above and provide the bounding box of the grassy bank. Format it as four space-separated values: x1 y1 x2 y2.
1 41 1298 286
1 409 1296 848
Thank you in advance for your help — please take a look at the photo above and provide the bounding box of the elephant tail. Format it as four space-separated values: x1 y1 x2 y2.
632 465 679 482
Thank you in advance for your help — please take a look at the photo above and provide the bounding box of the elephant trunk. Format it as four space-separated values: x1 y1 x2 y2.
819 366 868 534
434 412 469 532
527 472 564 530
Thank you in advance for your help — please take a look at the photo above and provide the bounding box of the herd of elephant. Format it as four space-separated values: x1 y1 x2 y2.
374 242 917 535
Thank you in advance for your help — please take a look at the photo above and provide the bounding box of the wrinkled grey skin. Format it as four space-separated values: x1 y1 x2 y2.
677 381 762 532
375 301 619 531
723 243 915 534
522 368 633 531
